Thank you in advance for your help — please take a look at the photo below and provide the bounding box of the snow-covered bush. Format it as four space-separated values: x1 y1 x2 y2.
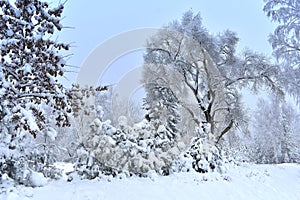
74 114 230 179
0 125 62 186
185 129 226 173
74 116 186 178
0 152 53 187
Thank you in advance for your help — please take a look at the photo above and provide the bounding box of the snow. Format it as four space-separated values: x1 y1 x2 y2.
54 162 74 181
118 116 128 128
22 63 32 74
157 124 167 133
45 127 57 141
1 163 299 200
29 171 47 187
6 30 13 37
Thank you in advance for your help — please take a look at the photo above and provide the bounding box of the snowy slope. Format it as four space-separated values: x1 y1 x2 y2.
2 163 300 200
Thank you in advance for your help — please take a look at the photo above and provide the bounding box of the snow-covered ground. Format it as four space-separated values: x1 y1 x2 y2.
2 163 300 200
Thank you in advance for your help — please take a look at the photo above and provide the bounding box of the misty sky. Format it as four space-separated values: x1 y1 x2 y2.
51 0 276 87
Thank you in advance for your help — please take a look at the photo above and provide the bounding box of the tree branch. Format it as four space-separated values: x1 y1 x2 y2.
216 119 234 143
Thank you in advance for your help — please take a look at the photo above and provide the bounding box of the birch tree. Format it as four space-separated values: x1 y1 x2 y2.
264 0 300 100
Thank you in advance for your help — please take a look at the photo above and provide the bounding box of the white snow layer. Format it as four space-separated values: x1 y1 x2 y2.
29 171 48 188
2 163 300 200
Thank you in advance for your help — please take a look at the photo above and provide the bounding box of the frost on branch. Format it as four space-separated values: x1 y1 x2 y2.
264 0 300 101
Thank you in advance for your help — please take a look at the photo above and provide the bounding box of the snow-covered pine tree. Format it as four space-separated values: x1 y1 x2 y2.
143 82 180 141
0 0 71 185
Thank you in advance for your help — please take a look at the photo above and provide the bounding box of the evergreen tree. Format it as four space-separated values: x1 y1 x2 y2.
143 82 180 140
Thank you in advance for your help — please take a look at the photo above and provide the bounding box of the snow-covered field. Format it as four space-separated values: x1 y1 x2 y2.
2 163 300 200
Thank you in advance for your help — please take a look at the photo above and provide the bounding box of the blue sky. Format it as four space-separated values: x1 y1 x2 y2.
52 0 276 86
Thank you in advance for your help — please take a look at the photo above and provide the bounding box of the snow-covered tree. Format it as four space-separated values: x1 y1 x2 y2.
264 0 300 100
95 86 114 121
143 81 180 140
68 84 108 141
250 97 300 164
142 10 283 172
0 0 71 185
264 0 300 68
